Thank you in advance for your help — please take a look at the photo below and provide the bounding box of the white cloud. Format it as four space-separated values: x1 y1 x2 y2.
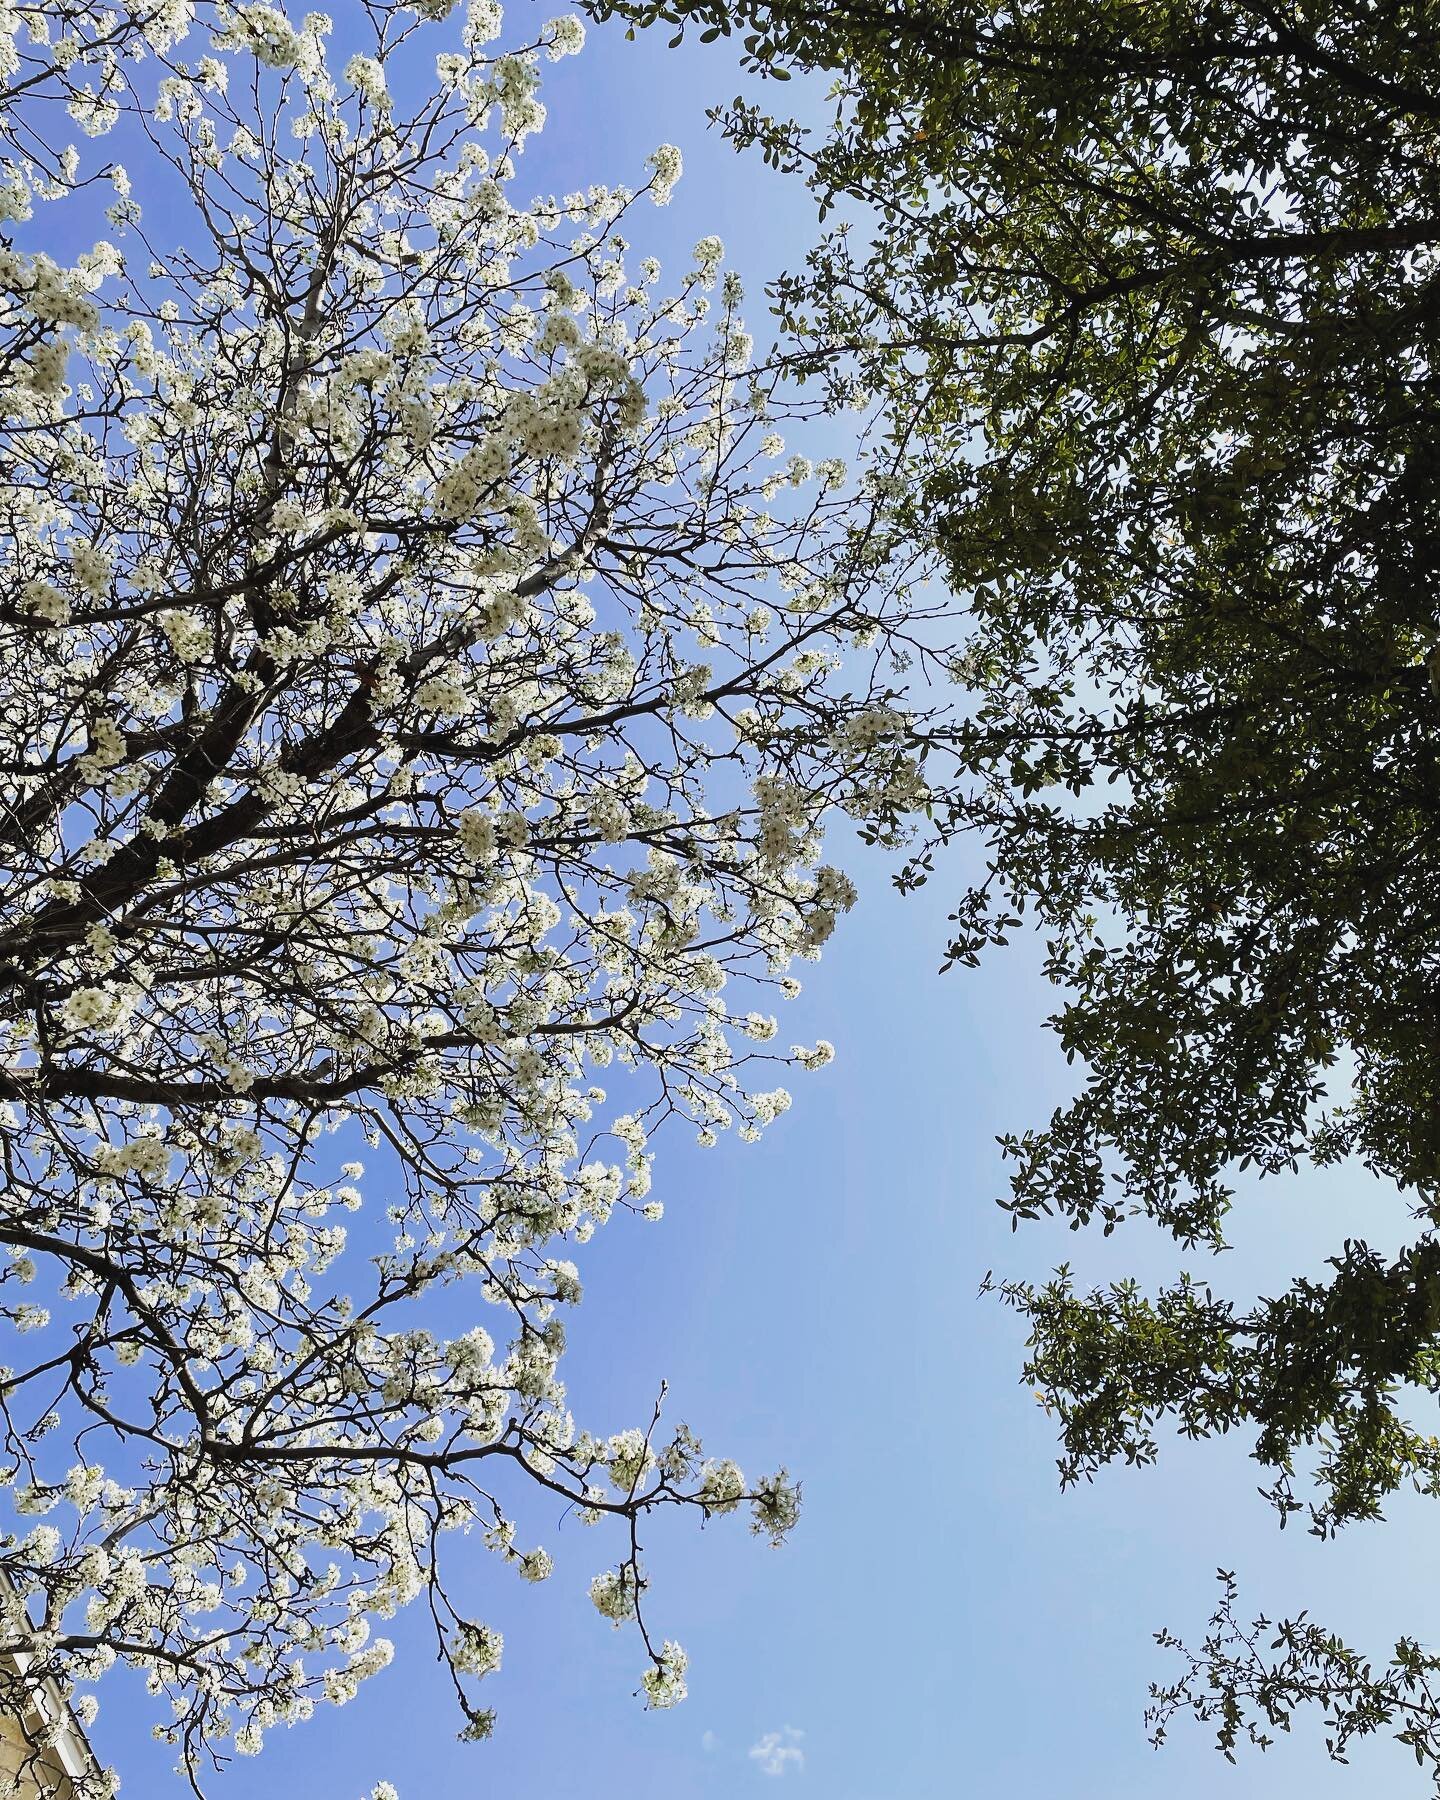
701 1730 719 1754
749 1726 805 1778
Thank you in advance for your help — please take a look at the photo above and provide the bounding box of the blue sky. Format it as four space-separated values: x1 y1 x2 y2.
25 6 1440 1796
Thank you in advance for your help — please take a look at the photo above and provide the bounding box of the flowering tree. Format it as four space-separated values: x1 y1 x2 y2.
0 3 931 1789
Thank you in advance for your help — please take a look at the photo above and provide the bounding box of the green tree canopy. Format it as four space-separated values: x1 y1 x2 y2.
586 0 1440 1777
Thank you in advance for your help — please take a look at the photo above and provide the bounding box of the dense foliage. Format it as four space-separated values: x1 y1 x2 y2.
0 3 935 1790
585 0 1440 1777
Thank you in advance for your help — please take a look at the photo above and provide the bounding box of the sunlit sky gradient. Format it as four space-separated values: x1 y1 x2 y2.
49 8 1439 1796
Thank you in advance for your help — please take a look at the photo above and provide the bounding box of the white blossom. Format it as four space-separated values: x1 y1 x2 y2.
0 0 937 1780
